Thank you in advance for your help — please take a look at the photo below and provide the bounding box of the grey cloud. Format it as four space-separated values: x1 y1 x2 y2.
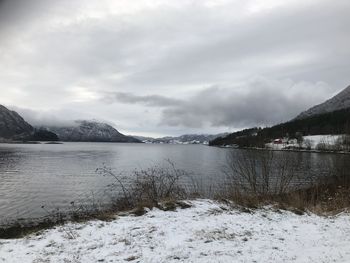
105 92 183 107
121 0 350 89
107 78 333 128
10 106 83 127
160 80 333 128
4 0 349 92
0 1 349 136
0 0 60 32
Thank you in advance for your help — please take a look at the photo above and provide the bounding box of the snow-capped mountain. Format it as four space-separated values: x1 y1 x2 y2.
45 120 140 143
296 85 350 119
0 104 33 139
135 133 229 144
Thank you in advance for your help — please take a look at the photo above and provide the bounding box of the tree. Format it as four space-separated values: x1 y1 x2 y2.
295 132 304 148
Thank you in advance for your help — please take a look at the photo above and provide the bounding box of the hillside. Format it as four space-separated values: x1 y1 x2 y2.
296 85 350 119
135 133 229 144
210 108 350 147
210 85 350 147
0 105 33 140
46 120 140 143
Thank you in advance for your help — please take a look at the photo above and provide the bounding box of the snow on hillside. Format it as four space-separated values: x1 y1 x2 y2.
46 120 140 142
267 135 343 151
303 135 343 149
135 133 229 145
1 200 350 262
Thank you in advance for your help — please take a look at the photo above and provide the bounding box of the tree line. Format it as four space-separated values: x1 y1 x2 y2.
210 107 350 147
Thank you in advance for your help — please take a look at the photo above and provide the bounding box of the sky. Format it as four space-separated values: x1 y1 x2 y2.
0 0 349 137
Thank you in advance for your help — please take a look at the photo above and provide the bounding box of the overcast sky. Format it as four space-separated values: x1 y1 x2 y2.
0 0 349 137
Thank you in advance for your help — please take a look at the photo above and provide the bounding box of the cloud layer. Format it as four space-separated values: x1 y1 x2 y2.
108 78 332 128
0 0 349 136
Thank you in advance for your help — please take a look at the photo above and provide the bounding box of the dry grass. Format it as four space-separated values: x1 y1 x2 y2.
218 149 350 215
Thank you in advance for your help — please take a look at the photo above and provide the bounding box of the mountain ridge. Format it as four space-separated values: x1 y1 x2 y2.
134 133 229 144
296 85 350 120
44 120 140 143
210 85 350 147
0 105 34 139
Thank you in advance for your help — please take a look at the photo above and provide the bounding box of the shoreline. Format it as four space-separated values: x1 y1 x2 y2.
1 192 349 240
1 199 349 262
215 145 350 155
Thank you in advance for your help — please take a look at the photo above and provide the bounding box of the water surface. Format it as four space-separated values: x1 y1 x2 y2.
0 142 345 222
0 143 228 221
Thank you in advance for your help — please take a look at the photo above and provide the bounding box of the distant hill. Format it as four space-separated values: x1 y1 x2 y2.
45 120 141 143
135 133 229 144
31 129 59 141
0 104 33 140
210 101 350 148
210 85 350 147
296 85 350 119
209 128 262 147
0 105 60 141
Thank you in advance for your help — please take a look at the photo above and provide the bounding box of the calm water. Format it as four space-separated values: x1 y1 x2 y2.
0 142 345 222
0 143 229 221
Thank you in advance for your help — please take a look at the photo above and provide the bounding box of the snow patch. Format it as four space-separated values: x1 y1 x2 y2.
267 135 344 151
1 200 350 262
303 135 342 148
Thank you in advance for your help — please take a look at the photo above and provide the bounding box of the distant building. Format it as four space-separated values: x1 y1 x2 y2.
273 139 283 144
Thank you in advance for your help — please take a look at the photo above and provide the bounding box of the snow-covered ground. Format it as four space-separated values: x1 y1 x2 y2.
303 135 343 149
1 199 350 263
267 135 343 151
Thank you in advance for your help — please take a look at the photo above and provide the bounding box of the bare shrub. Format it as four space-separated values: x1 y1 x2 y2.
220 149 350 213
316 138 330 151
303 139 312 150
322 155 350 189
221 150 301 203
289 156 350 213
333 138 343 152
295 132 304 148
335 135 350 152
1 161 193 238
97 160 189 211
342 135 350 152
315 137 343 152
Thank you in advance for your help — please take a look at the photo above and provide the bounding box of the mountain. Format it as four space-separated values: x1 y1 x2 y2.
296 85 350 119
31 129 59 141
0 105 33 140
210 128 264 147
135 133 229 144
210 107 350 147
45 120 140 143
210 85 350 148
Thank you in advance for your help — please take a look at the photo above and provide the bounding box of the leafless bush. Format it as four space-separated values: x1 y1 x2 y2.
1 162 193 238
97 160 189 211
221 150 301 200
303 139 312 150
220 148 350 213
315 137 343 152
295 132 303 148
316 138 330 151
342 135 350 152
335 135 350 152
290 155 350 213
321 155 350 188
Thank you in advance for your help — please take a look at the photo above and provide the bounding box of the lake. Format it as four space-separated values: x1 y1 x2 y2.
0 142 346 222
